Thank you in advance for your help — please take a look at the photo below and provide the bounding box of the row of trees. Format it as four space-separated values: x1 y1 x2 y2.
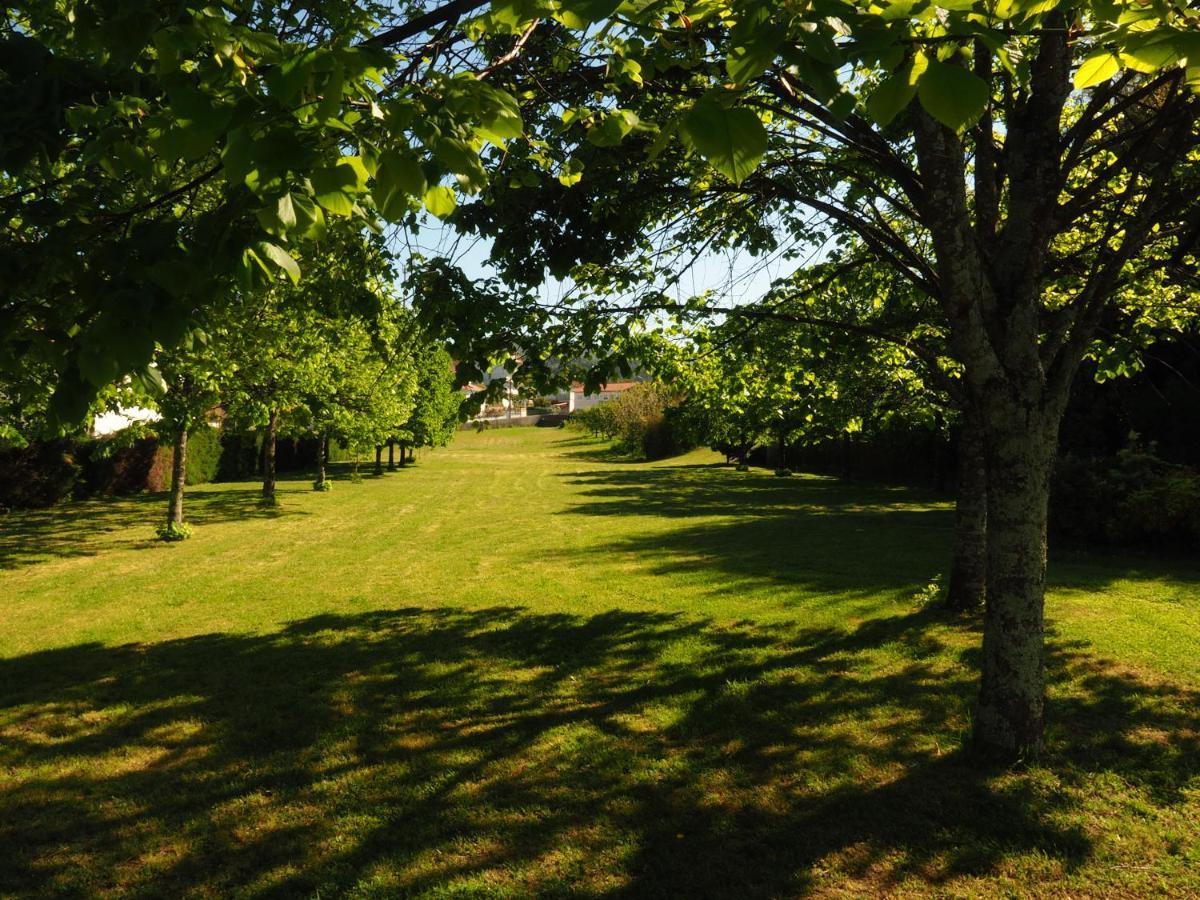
433 0 1200 761
158 229 460 536
4 0 1197 761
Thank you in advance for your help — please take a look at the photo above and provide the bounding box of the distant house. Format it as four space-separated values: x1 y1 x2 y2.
566 381 641 413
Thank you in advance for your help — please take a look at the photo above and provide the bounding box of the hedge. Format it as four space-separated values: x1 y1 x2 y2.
0 425 225 510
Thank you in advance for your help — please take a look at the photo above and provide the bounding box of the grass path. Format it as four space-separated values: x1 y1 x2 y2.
1 428 1198 897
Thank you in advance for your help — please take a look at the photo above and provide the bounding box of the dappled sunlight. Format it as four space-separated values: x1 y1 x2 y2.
2 605 1197 896
3 431 1199 895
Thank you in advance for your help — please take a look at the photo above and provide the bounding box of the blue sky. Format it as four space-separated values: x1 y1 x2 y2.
393 212 827 311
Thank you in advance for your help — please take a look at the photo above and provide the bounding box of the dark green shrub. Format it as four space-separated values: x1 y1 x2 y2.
0 440 81 509
1050 448 1200 548
184 425 222 485
642 415 687 460
217 431 259 481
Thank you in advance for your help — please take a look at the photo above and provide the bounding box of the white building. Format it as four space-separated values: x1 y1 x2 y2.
566 381 641 413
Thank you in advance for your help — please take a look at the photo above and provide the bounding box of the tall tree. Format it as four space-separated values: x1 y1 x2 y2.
442 0 1200 759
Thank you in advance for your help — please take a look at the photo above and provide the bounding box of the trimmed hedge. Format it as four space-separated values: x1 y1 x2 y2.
184 425 222 485
0 425 226 510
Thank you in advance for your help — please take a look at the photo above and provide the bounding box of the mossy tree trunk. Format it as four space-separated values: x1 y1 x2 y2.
262 410 278 501
972 392 1060 760
167 426 188 527
947 409 987 612
315 430 328 488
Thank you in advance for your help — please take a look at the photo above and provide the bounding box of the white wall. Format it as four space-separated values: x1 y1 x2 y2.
92 406 161 437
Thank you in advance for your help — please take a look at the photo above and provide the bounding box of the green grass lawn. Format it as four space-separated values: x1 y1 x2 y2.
2 427 1198 897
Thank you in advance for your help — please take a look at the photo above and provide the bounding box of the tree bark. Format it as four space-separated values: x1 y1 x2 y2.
973 400 1058 761
167 426 188 527
315 430 328 488
374 444 383 476
262 410 278 501
947 408 987 612
399 442 408 467
388 439 396 471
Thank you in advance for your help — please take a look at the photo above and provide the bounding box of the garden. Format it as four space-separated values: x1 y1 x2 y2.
3 0 1199 895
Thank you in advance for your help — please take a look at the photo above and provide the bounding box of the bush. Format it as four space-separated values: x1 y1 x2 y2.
570 383 692 460
155 521 193 542
0 440 81 509
1050 447 1200 548
185 425 222 485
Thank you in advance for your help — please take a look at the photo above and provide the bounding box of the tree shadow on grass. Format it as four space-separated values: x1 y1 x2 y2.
558 466 955 604
556 465 1200 605
0 486 308 571
2 605 1196 897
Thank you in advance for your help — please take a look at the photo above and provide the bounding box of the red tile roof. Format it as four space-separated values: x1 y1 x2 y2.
570 381 641 394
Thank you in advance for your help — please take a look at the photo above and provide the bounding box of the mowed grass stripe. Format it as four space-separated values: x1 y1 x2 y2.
0 427 1197 897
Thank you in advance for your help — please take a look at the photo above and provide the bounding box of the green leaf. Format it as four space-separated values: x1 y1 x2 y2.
558 0 623 28
476 90 524 143
311 158 368 217
867 64 918 126
586 109 640 147
222 127 255 185
681 100 768 184
254 240 301 283
916 59 990 132
275 193 298 230
726 32 782 85
558 157 585 187
376 150 427 221
1119 37 1179 75
1074 49 1121 88
423 185 457 219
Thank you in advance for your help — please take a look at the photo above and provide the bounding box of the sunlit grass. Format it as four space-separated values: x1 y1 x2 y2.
1 427 1197 896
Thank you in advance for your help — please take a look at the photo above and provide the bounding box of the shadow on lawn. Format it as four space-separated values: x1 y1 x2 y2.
2 605 1197 897
560 465 955 603
557 464 1200 601
0 484 310 571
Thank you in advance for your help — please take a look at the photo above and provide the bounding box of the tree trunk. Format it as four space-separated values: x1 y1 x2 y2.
374 445 383 476
947 408 987 612
167 426 188 527
388 440 396 471
973 404 1058 761
262 410 278 501
315 431 328 488
399 442 408 467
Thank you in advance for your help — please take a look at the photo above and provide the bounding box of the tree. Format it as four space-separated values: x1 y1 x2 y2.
154 334 226 538
394 342 460 465
1 0 530 426
441 0 1200 759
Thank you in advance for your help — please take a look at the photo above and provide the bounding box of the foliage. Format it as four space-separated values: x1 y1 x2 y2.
312 479 333 492
1052 447 1200 548
183 425 223 486
2 0 529 425
155 520 193 542
571 382 689 460
394 343 460 449
0 440 82 510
